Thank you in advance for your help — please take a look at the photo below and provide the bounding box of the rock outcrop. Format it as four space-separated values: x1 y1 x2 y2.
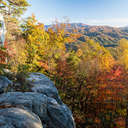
0 73 75 128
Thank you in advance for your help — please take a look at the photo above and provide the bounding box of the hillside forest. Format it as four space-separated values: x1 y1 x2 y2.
1 0 128 128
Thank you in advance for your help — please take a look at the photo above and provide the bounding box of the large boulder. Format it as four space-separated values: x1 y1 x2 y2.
0 92 75 128
0 73 75 128
0 76 13 93
26 73 62 104
0 92 48 122
0 107 43 128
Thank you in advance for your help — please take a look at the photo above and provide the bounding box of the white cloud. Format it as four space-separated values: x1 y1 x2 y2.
84 18 128 27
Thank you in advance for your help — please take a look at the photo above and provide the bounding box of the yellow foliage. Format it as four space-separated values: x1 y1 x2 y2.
118 39 128 50
119 49 128 69
21 15 68 72
79 40 115 74
76 49 83 57
117 39 128 70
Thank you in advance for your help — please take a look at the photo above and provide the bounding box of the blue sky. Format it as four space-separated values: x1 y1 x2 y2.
24 0 128 27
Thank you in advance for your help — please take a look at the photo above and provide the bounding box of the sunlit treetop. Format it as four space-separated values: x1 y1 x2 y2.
0 0 30 17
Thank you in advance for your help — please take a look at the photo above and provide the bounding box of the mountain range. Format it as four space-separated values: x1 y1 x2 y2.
45 23 128 47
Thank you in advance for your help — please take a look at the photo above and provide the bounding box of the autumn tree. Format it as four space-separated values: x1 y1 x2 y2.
0 0 29 17
0 46 9 74
0 0 30 45
70 39 128 128
21 15 68 73
54 39 128 128
78 39 115 77
117 39 128 70
0 0 29 73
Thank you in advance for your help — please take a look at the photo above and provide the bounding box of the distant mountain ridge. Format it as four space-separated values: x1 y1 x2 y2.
45 23 128 46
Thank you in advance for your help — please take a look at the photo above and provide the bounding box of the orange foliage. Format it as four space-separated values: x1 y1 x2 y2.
40 61 49 71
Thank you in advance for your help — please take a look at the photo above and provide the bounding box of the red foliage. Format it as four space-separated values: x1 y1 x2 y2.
93 65 128 111
0 41 8 64
0 41 15 64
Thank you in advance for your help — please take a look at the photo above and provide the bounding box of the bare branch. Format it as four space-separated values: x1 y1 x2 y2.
6 0 19 6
